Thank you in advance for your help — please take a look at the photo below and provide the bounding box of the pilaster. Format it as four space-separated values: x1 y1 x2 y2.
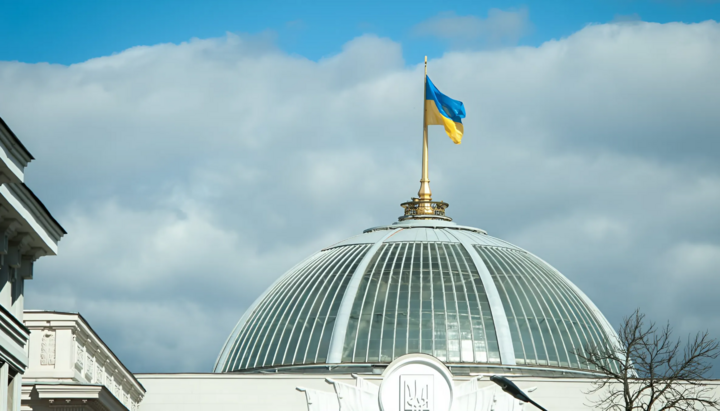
9 374 21 411
0 361 8 411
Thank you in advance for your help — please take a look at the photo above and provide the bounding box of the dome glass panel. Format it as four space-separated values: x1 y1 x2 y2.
219 244 370 372
475 245 612 370
340 242 500 364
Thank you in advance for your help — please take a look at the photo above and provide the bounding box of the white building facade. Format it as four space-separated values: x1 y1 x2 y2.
0 118 64 411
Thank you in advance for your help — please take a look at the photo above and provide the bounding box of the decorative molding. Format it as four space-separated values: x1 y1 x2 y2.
0 218 20 261
10 232 33 258
87 354 95 381
40 330 56 366
380 354 454 411
0 217 47 274
76 341 84 368
297 355 531 411
28 383 129 411
19 256 34 280
24 247 46 263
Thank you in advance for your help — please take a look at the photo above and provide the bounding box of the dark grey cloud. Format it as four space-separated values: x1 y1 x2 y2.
2 22 719 374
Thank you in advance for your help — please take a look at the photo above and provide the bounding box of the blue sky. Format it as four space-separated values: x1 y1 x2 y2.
2 0 719 65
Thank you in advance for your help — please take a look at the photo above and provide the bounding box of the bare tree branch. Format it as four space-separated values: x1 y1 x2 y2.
575 309 720 411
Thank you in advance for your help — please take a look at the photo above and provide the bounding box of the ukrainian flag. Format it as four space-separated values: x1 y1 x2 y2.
425 76 466 144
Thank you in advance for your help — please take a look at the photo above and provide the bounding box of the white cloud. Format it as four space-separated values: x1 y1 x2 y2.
3 21 720 373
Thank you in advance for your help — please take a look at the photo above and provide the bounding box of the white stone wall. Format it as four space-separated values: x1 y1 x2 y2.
135 373 609 411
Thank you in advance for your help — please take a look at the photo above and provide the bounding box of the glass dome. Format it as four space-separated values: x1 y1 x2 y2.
214 219 617 375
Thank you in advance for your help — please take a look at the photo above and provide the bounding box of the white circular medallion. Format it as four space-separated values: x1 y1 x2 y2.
379 354 454 411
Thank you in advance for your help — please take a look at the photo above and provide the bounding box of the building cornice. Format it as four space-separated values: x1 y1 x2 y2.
10 183 66 240
22 383 130 411
0 182 65 257
0 117 33 183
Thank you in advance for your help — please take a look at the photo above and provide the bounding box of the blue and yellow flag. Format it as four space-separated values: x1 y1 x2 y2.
425 76 466 144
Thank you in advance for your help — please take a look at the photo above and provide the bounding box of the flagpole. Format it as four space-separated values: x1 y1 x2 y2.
418 56 432 201
400 56 450 221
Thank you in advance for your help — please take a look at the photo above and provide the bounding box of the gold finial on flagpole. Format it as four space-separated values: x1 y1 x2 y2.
399 56 451 221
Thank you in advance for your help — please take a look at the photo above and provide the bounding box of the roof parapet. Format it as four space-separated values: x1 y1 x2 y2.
23 311 145 410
